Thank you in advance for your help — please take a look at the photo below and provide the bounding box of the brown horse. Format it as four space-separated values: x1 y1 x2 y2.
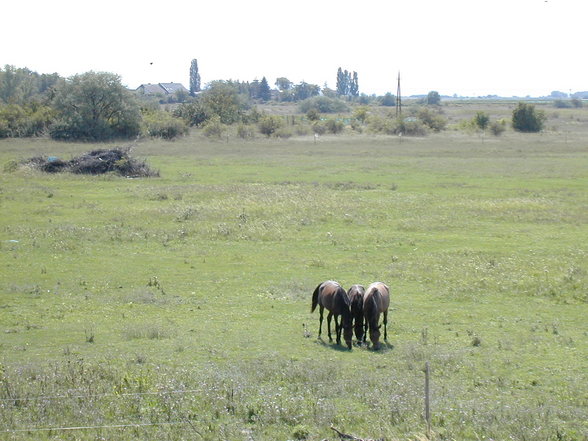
347 284 365 344
363 282 390 349
311 280 353 349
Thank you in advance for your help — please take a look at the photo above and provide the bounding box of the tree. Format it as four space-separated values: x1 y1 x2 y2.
473 111 490 131
189 59 201 96
336 67 349 96
293 81 320 101
426 91 441 105
50 71 141 141
380 92 396 106
0 65 61 105
350 71 359 97
275 77 292 92
512 102 545 133
200 81 245 124
258 77 271 102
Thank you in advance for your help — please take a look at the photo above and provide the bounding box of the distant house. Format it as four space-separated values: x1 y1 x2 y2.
136 82 189 96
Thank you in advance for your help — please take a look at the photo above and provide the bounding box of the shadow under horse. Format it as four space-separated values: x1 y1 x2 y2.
363 282 390 350
311 281 353 349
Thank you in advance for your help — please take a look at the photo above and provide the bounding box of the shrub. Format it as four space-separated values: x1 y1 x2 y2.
274 127 293 138
202 115 226 138
142 110 188 139
490 119 507 136
306 109 320 121
0 104 54 138
258 115 284 137
312 121 327 135
379 92 396 106
512 102 546 132
399 118 428 136
324 118 344 134
417 107 447 132
298 96 348 114
236 123 256 139
173 101 209 127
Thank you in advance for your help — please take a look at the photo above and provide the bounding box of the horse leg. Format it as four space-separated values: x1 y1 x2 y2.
335 314 341 345
327 312 334 342
363 321 368 343
318 306 324 338
383 310 388 341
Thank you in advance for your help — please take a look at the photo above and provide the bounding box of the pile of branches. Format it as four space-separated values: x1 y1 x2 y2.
26 148 159 177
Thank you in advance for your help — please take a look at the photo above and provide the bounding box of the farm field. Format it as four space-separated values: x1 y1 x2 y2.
1 102 587 440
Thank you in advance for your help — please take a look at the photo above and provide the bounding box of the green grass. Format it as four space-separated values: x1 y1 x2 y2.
1 103 587 440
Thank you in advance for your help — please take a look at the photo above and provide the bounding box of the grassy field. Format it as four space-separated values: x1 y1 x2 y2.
1 102 587 440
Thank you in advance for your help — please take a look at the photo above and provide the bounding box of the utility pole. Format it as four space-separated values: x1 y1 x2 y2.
396 71 402 118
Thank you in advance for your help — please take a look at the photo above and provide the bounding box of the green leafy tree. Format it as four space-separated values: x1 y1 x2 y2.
173 100 208 126
0 65 61 105
293 82 320 101
189 59 201 96
512 102 545 133
274 77 292 102
200 81 246 124
380 92 396 106
50 71 141 141
426 91 441 105
473 111 490 131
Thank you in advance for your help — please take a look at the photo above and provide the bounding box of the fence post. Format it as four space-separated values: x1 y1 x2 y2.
425 361 431 438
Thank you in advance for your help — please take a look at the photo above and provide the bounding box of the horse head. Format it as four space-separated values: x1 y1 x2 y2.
347 284 365 343
342 312 353 350
369 323 381 350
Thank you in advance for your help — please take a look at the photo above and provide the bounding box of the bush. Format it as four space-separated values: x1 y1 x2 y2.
417 107 447 132
306 109 320 121
274 127 293 138
379 93 396 106
258 115 284 137
490 119 507 136
398 118 428 136
367 114 400 135
512 102 546 132
173 101 209 127
236 123 256 139
0 104 54 138
142 110 188 139
312 121 327 135
298 96 348 114
202 116 226 138
324 118 344 134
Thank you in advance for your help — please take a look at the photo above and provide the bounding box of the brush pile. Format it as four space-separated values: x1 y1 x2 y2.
26 148 159 177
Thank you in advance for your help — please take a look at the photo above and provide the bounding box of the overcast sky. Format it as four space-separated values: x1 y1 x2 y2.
2 0 586 97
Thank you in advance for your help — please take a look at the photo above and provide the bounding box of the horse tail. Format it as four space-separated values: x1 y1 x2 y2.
311 283 321 313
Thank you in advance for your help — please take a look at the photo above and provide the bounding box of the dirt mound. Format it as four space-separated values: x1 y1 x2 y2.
26 148 159 177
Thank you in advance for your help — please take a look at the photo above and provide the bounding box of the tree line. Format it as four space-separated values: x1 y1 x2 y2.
0 63 550 142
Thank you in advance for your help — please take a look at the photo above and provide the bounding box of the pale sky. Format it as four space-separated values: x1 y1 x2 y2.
2 0 586 97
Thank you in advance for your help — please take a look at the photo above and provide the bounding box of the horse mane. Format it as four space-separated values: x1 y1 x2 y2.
364 287 381 324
